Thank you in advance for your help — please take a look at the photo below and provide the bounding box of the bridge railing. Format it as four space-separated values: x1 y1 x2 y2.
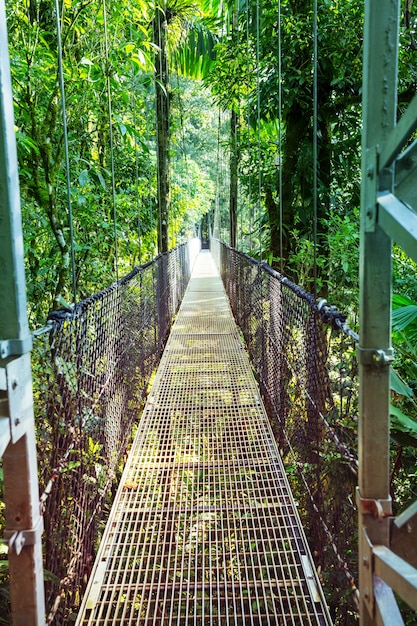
30 238 200 625
211 238 359 621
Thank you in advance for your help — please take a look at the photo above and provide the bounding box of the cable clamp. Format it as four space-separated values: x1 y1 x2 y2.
4 516 44 555
356 487 392 520
357 346 394 367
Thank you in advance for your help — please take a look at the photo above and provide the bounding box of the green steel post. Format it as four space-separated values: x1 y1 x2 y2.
0 1 46 624
359 1 399 625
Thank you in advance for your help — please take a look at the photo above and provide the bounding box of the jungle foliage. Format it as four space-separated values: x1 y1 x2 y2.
6 0 217 325
2 0 417 623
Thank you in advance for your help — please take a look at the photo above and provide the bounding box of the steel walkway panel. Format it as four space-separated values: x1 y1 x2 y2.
76 251 332 626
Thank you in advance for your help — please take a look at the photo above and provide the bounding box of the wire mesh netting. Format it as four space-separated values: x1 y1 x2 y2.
31 240 200 625
211 240 359 624
75 251 332 626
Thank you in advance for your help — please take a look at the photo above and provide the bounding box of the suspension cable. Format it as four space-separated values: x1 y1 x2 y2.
145 97 155 257
214 109 221 240
312 0 318 294
129 7 142 264
155 6 162 251
278 0 283 274
132 84 141 263
54 0 77 304
245 0 253 254
103 0 119 280
255 0 262 261
176 67 190 243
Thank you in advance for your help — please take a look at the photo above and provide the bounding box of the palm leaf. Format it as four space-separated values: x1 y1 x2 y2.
392 293 415 308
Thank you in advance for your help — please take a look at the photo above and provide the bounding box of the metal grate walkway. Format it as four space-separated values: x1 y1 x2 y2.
76 251 332 626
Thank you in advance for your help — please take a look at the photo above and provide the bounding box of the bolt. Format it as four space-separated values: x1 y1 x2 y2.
11 380 17 390
367 166 374 179
373 351 383 364
407 522 413 534
364 587 369 600
363 555 369 568
14 418 20 427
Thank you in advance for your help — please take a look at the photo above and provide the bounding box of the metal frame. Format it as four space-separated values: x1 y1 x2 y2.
0 1 46 623
359 1 417 624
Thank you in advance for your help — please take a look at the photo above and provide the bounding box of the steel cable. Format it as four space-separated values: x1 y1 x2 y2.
103 0 119 280
54 0 77 304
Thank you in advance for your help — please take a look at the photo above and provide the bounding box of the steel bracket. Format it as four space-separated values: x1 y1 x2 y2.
379 166 394 196
374 575 405 626
361 528 375 614
4 516 43 556
0 336 32 359
363 146 378 232
0 354 34 444
357 346 394 367
395 138 417 212
356 487 393 520
391 500 417 568
360 530 411 623
374 546 417 612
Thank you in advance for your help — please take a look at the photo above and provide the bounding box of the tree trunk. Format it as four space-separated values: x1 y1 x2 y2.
154 8 170 254
280 102 309 274
229 108 238 248
265 187 280 263
316 108 331 294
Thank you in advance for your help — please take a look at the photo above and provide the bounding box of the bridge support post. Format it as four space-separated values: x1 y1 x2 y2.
359 1 397 624
359 1 417 624
0 2 46 624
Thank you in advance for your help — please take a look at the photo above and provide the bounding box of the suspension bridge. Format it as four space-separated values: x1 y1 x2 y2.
75 249 331 626
1 2 417 626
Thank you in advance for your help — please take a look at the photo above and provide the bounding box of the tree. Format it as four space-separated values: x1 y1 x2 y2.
7 0 160 321
206 0 364 290
153 0 219 252
154 2 171 253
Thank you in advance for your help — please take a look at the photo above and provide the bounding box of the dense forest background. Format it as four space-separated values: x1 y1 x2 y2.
1 0 417 623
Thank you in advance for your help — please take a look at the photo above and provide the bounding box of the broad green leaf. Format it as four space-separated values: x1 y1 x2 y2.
390 369 413 398
390 404 417 434
78 169 90 188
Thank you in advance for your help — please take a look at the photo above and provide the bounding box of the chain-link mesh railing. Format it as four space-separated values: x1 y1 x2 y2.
211 239 359 624
31 239 200 625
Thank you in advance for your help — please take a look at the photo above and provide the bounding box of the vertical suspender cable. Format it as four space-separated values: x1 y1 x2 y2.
312 0 318 295
54 0 77 304
176 68 190 241
155 5 164 253
214 109 221 239
246 0 253 254
129 7 142 264
216 0 225 244
132 85 142 263
103 0 119 280
256 0 262 261
278 0 283 274
146 97 154 256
